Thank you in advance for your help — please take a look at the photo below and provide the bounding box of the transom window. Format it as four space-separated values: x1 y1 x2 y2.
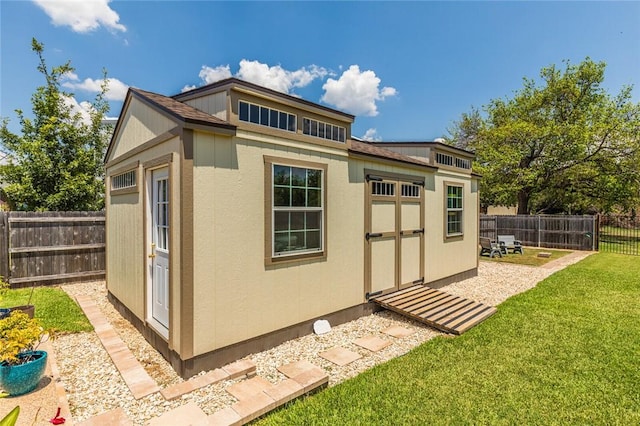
401 184 421 198
272 164 324 257
455 158 471 169
302 118 346 143
111 170 136 190
446 184 463 236
371 182 395 196
239 101 296 132
436 153 454 166
436 152 472 170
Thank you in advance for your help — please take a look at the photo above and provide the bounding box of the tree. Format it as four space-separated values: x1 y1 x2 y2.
0 38 110 211
449 58 640 215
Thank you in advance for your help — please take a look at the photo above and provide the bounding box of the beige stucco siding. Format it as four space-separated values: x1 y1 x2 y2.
381 145 431 162
108 97 176 161
424 172 479 283
106 136 182 347
190 131 362 354
106 189 144 317
184 91 227 121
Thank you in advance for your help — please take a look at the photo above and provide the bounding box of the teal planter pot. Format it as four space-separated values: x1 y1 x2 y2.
0 350 47 396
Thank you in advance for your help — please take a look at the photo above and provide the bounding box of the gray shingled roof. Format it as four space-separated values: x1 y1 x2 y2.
131 88 236 130
123 88 435 170
349 140 435 168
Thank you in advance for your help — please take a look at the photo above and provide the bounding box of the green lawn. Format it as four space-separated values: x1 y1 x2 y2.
260 253 640 425
0 286 92 333
481 247 571 266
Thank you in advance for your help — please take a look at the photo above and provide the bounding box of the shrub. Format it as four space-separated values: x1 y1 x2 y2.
0 310 53 365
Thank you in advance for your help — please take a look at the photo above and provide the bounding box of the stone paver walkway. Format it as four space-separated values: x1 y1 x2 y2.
381 325 416 338
76 407 132 426
354 335 392 352
161 359 256 401
74 294 160 399
319 347 362 366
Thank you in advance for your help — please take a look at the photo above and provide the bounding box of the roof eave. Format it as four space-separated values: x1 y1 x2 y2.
347 149 438 172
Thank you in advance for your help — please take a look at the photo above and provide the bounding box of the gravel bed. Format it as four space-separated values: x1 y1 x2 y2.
54 251 592 424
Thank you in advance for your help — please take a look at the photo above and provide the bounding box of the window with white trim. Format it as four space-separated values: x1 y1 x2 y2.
111 170 136 191
271 163 324 258
302 118 346 143
455 157 471 169
446 184 463 236
401 183 421 198
436 153 453 166
371 182 395 196
239 101 297 132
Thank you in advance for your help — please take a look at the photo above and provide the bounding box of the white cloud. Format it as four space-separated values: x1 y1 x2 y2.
362 128 382 142
62 71 79 81
236 60 328 94
199 65 232 85
33 0 126 33
187 60 328 95
62 77 129 101
62 95 93 125
321 65 397 116
181 85 197 93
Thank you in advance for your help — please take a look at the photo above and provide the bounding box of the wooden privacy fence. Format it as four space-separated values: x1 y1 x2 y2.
0 211 105 287
480 215 597 251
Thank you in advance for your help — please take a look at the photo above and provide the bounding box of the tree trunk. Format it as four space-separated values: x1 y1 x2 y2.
517 190 530 215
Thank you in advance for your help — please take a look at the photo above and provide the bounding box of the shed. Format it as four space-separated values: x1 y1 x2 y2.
105 78 480 378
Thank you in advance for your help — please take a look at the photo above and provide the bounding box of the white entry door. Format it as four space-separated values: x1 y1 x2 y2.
148 167 169 336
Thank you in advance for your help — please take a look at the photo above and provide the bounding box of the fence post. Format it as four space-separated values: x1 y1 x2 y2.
0 212 9 281
592 215 595 251
537 215 541 248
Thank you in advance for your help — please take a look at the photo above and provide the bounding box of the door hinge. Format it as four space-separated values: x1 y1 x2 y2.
413 228 425 234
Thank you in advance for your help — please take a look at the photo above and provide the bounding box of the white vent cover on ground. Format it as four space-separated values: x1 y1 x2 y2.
313 319 331 335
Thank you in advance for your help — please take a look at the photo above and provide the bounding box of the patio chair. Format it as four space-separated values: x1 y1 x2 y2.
479 237 502 258
498 235 523 254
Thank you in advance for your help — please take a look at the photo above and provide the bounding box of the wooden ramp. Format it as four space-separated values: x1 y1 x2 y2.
371 285 497 335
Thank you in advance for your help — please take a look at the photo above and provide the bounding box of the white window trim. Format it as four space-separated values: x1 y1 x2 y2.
302 117 346 143
109 162 139 195
265 156 327 264
239 100 296 132
272 164 324 257
446 183 464 237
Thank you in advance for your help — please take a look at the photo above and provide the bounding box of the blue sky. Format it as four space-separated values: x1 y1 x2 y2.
1 1 639 142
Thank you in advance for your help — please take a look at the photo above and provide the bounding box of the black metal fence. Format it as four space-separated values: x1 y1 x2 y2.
597 214 640 255
480 215 597 251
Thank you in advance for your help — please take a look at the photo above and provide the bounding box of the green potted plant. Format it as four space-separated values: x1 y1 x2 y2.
0 310 53 396
0 278 35 319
